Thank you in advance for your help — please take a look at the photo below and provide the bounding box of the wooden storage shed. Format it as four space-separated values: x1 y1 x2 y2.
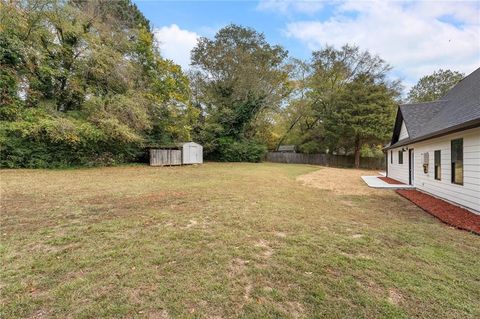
150 148 182 166
180 142 203 164
149 142 203 166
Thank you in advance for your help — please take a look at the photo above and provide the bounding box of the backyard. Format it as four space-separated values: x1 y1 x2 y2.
1 163 479 318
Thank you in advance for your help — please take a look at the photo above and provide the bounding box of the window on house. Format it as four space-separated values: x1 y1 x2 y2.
451 139 463 185
434 150 441 180
398 150 403 164
390 150 393 164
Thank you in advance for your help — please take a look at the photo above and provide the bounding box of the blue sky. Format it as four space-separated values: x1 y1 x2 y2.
133 0 480 90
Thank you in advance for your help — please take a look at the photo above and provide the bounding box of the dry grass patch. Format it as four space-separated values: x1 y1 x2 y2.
296 166 379 195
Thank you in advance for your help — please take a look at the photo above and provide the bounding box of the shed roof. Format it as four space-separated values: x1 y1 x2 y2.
177 141 201 146
148 141 202 149
277 145 296 152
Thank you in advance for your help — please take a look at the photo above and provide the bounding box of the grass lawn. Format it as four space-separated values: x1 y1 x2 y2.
1 163 479 318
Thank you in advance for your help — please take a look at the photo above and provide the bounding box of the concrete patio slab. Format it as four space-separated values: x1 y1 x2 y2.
361 176 415 189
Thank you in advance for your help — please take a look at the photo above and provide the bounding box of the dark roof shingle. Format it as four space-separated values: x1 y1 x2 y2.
387 67 480 149
399 100 447 139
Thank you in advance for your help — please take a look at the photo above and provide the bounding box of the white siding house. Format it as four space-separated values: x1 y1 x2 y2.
387 127 480 212
386 148 410 184
385 68 480 213
398 121 409 140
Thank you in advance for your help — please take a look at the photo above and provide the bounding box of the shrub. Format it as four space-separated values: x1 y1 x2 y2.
0 111 143 168
298 141 323 154
210 137 267 162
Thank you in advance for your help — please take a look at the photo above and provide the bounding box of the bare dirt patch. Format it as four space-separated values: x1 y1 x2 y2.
255 239 273 259
184 219 198 229
274 232 287 238
276 301 305 319
356 277 385 298
229 257 254 312
27 310 49 319
388 288 403 305
228 258 248 277
145 309 170 319
243 283 253 301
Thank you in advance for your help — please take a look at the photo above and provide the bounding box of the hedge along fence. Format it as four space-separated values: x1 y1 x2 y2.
265 152 385 170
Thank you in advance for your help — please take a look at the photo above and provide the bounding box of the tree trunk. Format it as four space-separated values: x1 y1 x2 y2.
354 137 361 169
275 115 303 151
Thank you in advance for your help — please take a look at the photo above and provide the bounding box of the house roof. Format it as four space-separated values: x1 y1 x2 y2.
385 67 480 150
277 145 296 152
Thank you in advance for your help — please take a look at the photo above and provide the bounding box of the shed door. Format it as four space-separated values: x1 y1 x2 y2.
194 146 200 162
187 145 198 164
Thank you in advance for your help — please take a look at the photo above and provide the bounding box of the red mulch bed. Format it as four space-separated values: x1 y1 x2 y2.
379 176 405 185
396 189 480 235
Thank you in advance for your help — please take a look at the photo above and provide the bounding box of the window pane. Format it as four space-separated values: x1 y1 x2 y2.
434 150 441 180
452 139 463 161
451 139 463 185
455 160 463 184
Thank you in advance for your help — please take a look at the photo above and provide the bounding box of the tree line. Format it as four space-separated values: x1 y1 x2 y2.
0 0 465 168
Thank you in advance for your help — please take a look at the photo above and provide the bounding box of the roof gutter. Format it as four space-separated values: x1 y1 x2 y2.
383 118 480 150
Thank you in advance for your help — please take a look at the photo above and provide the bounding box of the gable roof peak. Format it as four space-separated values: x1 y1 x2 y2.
386 66 480 150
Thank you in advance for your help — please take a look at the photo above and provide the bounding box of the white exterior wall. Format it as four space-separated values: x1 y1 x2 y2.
399 121 409 140
182 142 203 164
387 148 410 184
387 127 480 212
412 127 480 213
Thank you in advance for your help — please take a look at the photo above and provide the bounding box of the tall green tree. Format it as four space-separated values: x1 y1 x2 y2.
301 45 400 162
407 69 464 103
0 0 194 168
325 74 397 168
272 58 324 153
309 45 398 118
190 24 290 160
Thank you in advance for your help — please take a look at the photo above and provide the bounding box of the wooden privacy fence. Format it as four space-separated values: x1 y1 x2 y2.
150 149 182 166
266 152 385 169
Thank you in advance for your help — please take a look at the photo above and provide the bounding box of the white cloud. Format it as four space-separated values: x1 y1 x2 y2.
257 0 324 15
285 0 480 86
153 24 200 70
